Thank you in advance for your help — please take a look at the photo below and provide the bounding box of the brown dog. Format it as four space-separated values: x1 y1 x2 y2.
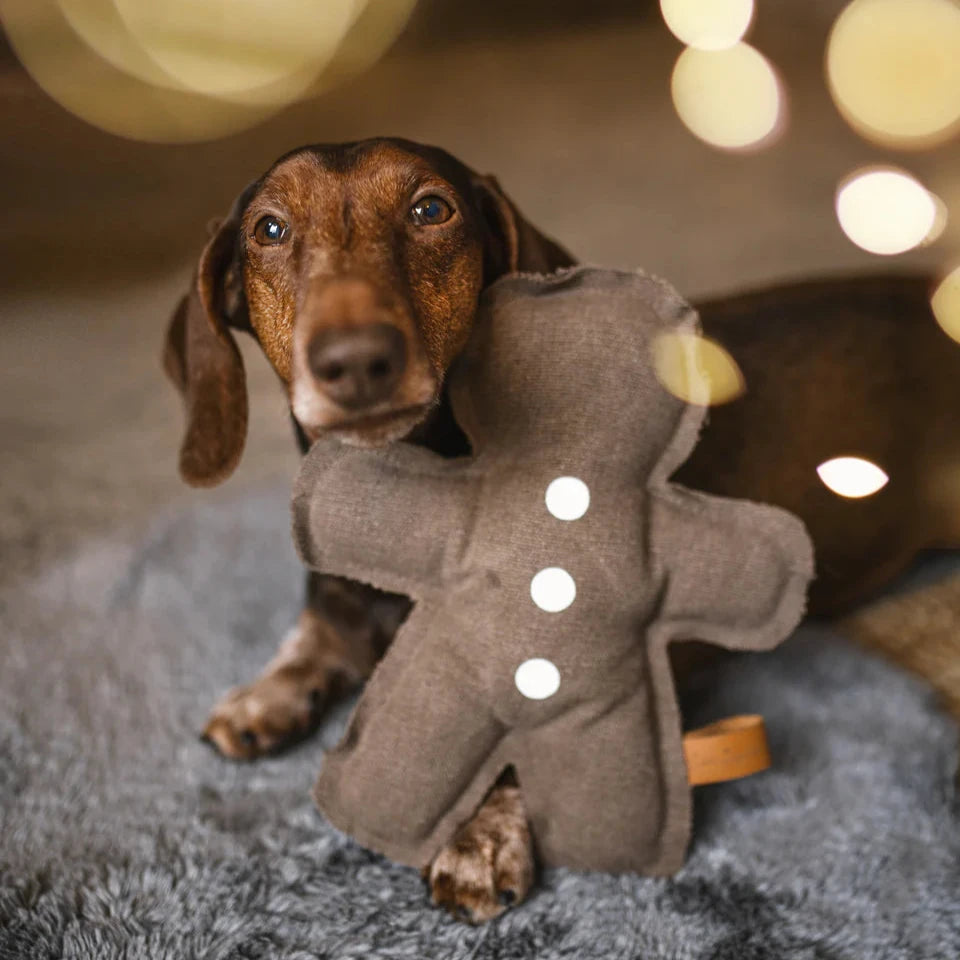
165 137 960 921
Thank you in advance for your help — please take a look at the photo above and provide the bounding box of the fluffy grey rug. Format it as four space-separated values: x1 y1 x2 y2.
1 488 959 959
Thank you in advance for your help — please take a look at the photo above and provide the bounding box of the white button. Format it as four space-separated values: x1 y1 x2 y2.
515 658 561 700
545 476 590 521
530 567 576 612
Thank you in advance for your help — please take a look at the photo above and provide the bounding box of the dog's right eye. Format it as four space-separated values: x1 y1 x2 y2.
410 196 453 226
253 215 290 246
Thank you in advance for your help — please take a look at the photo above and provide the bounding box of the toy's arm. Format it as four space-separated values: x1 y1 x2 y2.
291 437 477 599
649 485 814 652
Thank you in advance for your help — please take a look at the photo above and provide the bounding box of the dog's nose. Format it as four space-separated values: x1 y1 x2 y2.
307 323 407 410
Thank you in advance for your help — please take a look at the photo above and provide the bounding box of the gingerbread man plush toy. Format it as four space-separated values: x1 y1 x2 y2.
292 267 813 876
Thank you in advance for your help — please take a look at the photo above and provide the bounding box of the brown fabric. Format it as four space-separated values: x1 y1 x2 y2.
291 267 814 875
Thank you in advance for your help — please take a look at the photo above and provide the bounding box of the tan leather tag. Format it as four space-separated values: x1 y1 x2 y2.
683 714 771 786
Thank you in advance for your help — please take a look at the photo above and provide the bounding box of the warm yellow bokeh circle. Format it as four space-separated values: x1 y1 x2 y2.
0 0 281 141
932 266 960 344
671 43 782 150
0 0 417 141
835 168 938 256
652 331 745 406
826 0 960 149
112 0 360 104
660 0 754 51
55 0 374 110
57 0 176 88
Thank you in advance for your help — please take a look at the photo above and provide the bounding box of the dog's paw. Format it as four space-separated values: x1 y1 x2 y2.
426 786 534 924
202 668 323 760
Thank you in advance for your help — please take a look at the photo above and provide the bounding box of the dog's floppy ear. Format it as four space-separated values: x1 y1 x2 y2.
163 189 254 488
472 173 576 281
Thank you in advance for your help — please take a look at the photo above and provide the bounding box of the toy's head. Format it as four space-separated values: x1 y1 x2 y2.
450 269 699 478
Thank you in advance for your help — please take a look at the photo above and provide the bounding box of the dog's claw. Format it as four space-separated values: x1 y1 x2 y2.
427 786 534 924
202 677 318 760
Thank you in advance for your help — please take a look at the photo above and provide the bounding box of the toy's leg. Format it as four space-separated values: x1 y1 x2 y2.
313 604 506 847
426 772 535 924
203 572 409 759
514 687 681 875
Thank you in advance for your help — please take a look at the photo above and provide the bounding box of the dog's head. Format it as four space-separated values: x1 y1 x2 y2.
163 137 573 487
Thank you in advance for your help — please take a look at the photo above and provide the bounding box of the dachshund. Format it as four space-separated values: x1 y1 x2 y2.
165 137 960 922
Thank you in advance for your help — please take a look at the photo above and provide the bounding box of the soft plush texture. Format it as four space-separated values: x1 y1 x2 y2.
292 268 813 874
1 488 959 959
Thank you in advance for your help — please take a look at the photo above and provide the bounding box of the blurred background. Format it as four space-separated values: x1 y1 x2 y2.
1 0 958 570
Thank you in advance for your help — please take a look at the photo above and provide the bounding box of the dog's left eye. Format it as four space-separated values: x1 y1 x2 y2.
410 196 453 226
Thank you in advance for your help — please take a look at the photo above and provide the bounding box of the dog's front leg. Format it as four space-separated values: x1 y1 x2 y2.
427 776 535 924
203 573 408 759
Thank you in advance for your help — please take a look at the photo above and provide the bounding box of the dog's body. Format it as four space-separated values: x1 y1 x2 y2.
686 273 960 614
165 138 960 922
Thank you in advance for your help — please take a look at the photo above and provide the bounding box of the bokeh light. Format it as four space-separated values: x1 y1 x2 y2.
0 0 274 141
0 0 416 141
660 0 754 51
652 331 745 406
835 168 938 255
670 43 783 150
113 0 359 105
932 266 960 344
307 0 418 99
817 456 889 498
826 0 960 150
58 0 177 88
922 193 950 247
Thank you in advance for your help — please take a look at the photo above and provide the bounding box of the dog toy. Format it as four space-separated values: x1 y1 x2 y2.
291 267 813 875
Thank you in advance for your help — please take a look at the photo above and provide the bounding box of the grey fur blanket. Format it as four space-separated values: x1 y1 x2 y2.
1 489 959 959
